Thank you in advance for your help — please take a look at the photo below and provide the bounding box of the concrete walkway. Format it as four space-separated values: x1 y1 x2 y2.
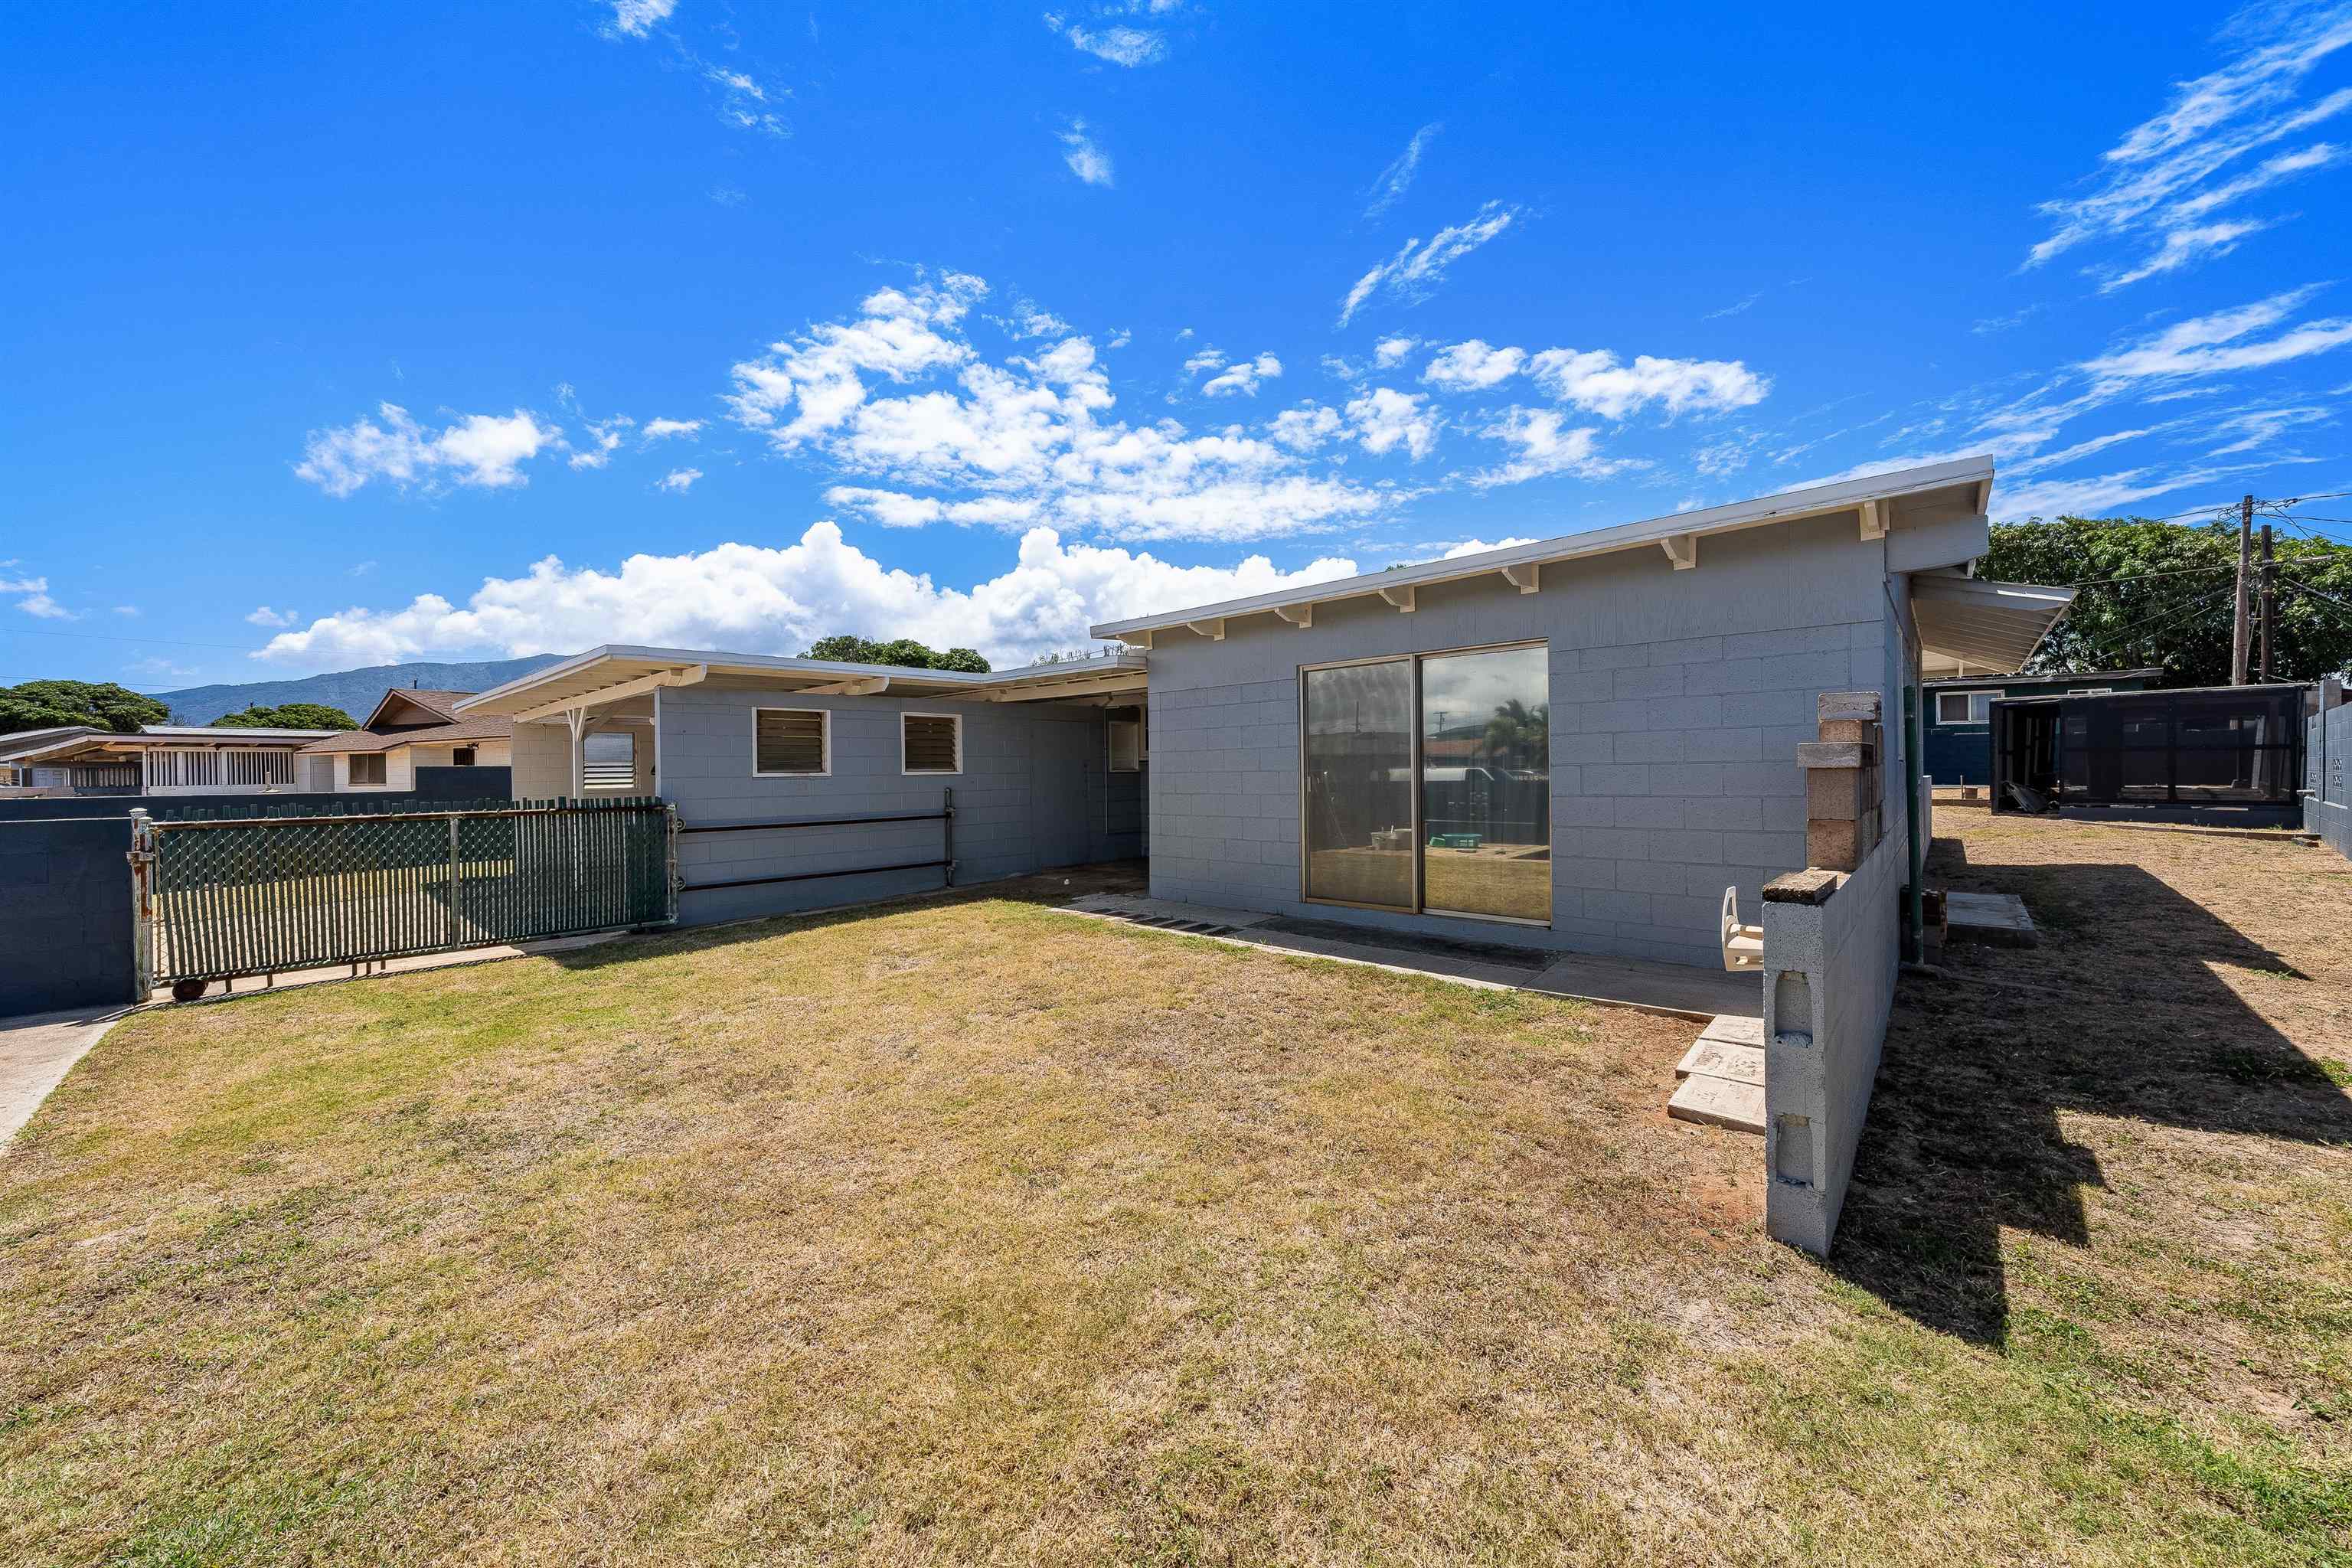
0 1004 134 1148
1062 893 1759 1020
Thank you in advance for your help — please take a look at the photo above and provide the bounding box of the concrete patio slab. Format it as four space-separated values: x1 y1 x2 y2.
1060 893 1759 1020
1945 891 2038 948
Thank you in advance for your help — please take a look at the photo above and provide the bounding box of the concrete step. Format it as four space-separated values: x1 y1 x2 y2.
1945 891 2037 948
1674 1037 1763 1086
1697 1012 1764 1048
1668 1072 1765 1135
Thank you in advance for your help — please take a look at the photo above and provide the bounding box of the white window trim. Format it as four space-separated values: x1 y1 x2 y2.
753 706 831 778
1106 714 1145 773
2067 687 2113 695
900 710 963 776
1936 689 1997 726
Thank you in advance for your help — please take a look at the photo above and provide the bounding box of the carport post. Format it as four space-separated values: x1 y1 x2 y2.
1903 685 1925 963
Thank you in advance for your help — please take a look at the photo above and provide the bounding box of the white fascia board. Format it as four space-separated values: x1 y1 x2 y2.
1909 576 2075 609
1088 454 1998 639
457 643 1148 716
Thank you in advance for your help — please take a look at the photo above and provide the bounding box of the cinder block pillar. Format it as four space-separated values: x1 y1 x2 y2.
1761 867 1839 1256
1799 692 1883 871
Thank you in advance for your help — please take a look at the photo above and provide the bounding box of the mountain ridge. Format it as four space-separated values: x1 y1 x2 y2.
150 655 567 726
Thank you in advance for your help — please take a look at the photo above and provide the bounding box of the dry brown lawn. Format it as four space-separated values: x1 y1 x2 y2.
2 812 2348 1565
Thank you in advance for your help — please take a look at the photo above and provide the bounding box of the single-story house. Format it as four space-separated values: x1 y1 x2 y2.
1922 667 2164 786
0 724 344 795
296 687 514 792
0 726 106 789
456 454 2067 971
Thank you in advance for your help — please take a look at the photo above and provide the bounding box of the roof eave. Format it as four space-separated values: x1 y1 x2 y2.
1089 454 1998 639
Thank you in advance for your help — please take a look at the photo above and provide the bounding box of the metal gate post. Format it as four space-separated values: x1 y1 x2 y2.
943 786 956 887
126 808 157 1002
447 813 462 949
665 803 682 921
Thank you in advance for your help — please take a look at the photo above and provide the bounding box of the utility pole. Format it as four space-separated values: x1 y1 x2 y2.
2230 494 2254 685
2258 523 2275 684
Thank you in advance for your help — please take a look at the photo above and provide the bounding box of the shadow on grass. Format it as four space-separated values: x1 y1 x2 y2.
1828 835 2352 1346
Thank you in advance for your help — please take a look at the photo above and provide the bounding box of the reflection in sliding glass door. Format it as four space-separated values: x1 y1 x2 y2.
1301 659 1415 910
1419 644 1550 922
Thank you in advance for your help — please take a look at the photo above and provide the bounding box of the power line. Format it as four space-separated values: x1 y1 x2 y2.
2089 580 2240 655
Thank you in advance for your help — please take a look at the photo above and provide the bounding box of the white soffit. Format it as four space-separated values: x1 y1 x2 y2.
1911 576 2076 676
1089 454 1998 639
453 645 1147 717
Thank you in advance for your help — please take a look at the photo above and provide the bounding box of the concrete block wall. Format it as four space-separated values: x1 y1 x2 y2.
0 817 136 1014
654 683 1138 927
508 717 652 799
1146 509 1908 967
2308 687 2350 861
1759 820 1905 1256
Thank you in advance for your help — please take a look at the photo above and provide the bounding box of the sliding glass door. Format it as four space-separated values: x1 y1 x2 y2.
1300 642 1550 924
1302 659 1416 909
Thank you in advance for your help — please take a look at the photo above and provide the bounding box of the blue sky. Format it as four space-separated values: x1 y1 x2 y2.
5 0 2350 689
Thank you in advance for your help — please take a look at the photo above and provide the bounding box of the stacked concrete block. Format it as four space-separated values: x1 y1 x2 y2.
1797 691 1883 872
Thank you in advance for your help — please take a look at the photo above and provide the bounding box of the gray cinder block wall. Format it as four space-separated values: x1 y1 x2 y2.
652 682 1142 926
1761 743 1907 1257
1144 510 1911 968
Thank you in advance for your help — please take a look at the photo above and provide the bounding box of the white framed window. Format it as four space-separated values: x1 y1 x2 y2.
1936 690 1995 725
2067 687 2112 696
754 707 829 776
1107 715 1145 772
348 752 387 787
901 712 962 775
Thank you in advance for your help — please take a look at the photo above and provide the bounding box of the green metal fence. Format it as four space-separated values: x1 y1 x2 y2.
133 797 675 988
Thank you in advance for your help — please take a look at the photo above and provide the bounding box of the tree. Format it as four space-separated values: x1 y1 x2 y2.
0 680 169 737
212 702 358 730
1978 515 2352 687
799 635 991 673
1483 698 1548 764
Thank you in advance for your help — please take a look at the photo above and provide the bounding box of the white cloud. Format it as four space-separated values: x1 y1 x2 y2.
569 416 634 470
1044 13 1168 66
1364 122 1442 218
1061 119 1115 186
2025 5 2352 284
641 417 704 441
1527 348 1769 420
1337 201 1521 326
2077 286 2352 382
1467 407 1624 488
251 521 1361 670
2096 217 2271 292
1344 387 1440 459
296 403 564 496
729 276 1402 543
113 605 139 617
4 574 75 620
1703 291 1763 320
2203 402 2334 455
706 67 763 99
1200 352 1282 397
245 606 300 629
605 0 676 38
1994 459 2291 521
1268 403 1346 452
1421 338 1526 390
1373 335 1418 368
659 467 704 493
1438 536 1537 559
1005 303 1074 339
1181 347 1227 374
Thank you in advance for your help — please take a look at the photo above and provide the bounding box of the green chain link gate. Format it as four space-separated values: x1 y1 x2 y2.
131 797 676 991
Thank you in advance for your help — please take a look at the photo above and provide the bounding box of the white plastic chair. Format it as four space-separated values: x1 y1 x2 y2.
1720 885 1764 972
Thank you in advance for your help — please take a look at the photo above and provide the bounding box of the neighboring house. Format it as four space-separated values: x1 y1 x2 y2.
296 688 515 792
0 726 106 789
0 724 342 795
1923 668 2165 786
456 455 2065 972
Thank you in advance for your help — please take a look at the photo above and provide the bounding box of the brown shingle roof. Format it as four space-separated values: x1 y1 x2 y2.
299 716 513 754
